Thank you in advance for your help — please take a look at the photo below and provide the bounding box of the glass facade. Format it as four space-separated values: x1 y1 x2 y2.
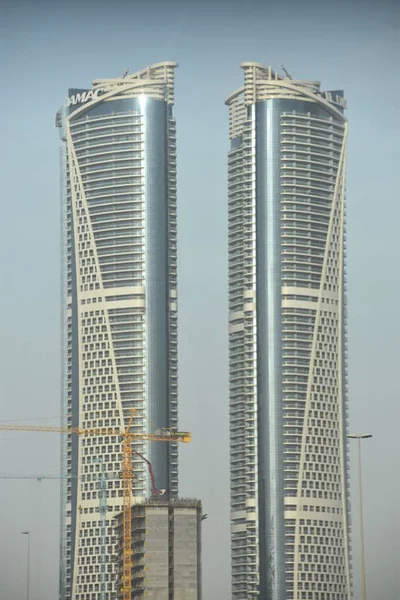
226 63 351 600
57 62 178 600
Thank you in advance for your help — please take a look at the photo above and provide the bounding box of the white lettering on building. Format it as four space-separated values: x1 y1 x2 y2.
67 88 104 108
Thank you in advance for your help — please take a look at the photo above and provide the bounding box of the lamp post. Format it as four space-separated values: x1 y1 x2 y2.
21 531 30 600
347 434 372 600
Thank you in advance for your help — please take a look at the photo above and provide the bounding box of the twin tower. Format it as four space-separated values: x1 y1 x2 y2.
57 62 351 600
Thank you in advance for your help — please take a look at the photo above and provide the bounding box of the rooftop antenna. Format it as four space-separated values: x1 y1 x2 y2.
281 65 293 80
122 68 130 78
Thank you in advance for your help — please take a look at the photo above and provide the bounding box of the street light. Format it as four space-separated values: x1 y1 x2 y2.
21 531 30 600
347 433 372 600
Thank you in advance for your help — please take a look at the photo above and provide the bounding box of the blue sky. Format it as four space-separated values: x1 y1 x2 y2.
0 0 399 598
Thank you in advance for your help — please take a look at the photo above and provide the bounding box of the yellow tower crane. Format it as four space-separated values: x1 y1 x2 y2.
0 410 191 600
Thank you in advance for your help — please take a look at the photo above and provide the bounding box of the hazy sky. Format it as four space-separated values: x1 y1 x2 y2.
0 0 399 599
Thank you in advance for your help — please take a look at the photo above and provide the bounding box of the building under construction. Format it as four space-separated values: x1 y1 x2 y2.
115 499 202 599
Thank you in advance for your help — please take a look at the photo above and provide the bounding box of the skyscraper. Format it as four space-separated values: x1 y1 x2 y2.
226 63 351 600
57 62 179 600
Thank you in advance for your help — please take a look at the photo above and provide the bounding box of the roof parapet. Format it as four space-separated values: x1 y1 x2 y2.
226 62 346 138
92 61 178 105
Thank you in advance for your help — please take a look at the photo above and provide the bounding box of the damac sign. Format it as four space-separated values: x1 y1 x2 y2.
67 88 104 108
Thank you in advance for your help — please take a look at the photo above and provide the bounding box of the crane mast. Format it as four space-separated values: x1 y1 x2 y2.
94 457 107 600
122 410 135 600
